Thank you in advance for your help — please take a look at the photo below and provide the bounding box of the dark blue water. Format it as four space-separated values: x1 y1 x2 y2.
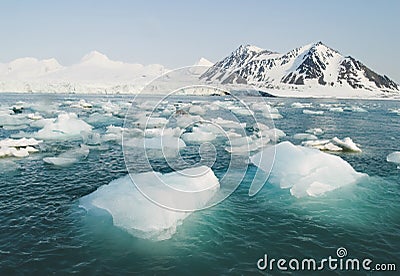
0 94 399 274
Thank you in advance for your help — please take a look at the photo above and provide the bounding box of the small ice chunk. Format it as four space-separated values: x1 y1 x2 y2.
211 117 246 130
291 102 312 108
188 105 206 115
250 141 366 198
260 128 286 142
302 139 346 152
175 114 203 128
27 113 43 120
181 127 216 143
306 128 324 135
71 99 93 109
346 106 367 113
43 157 78 166
329 107 344 113
331 137 362 152
387 152 400 165
230 106 254 116
303 109 324 115
293 133 318 140
43 145 90 166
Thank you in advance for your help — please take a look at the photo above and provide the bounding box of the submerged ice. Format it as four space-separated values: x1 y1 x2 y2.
250 141 366 198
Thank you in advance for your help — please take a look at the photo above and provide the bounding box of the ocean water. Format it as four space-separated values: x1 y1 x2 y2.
0 93 399 274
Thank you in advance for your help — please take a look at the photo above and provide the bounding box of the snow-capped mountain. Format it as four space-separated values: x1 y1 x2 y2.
201 42 399 94
0 52 214 94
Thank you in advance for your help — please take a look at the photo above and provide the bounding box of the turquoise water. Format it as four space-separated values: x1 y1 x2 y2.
0 94 399 274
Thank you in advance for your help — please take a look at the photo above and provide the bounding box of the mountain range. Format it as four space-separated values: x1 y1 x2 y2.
201 42 399 97
0 42 399 98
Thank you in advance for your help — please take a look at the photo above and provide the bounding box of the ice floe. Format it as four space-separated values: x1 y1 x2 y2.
387 152 400 168
0 138 42 158
34 113 93 140
303 109 324 115
291 102 312 108
79 166 219 240
305 128 324 135
250 141 366 197
293 133 318 140
302 137 362 152
43 145 89 166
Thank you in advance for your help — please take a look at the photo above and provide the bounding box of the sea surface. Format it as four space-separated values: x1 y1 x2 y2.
0 93 399 274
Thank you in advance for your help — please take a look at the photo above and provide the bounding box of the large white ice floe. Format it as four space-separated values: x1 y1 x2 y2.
250 141 366 198
79 166 220 240
0 137 42 158
34 113 93 140
43 144 89 166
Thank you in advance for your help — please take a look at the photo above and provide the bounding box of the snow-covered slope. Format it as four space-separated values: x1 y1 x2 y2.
201 42 399 97
0 52 213 94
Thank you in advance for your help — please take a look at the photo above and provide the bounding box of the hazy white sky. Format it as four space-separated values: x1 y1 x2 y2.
0 0 399 81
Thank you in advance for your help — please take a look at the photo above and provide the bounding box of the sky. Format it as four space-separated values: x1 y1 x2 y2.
0 0 399 82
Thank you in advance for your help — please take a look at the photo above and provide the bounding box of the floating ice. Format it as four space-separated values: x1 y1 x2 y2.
144 127 181 138
302 140 342 152
293 133 318 140
291 102 312 108
134 115 168 129
101 100 120 114
331 137 362 152
181 127 216 143
346 106 367 113
188 105 206 115
124 135 186 157
0 138 42 158
43 145 89 166
79 166 220 240
329 107 344 112
388 108 400 115
34 113 93 140
306 128 324 135
0 113 29 127
230 106 254 116
81 131 101 146
259 128 286 142
27 113 43 120
211 117 246 130
250 141 366 198
175 114 203 128
71 99 93 109
387 152 400 167
303 109 324 115
302 137 361 152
